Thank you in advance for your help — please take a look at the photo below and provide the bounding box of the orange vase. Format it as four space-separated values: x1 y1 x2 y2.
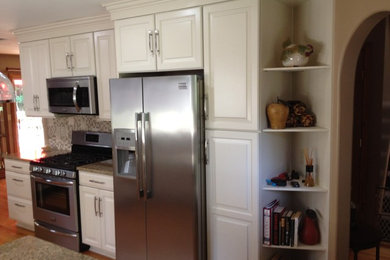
267 103 289 129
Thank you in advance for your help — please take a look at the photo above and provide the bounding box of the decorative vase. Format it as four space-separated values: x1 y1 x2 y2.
281 39 314 67
267 102 289 129
299 209 320 245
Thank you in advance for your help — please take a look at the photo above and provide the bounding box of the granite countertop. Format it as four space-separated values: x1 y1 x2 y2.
0 236 96 260
2 149 68 162
77 159 113 176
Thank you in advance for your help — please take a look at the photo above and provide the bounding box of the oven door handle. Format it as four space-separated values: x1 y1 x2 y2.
31 174 75 186
34 221 78 238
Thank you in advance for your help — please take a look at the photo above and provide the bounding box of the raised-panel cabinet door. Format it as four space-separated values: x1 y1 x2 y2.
100 190 116 255
206 130 258 260
19 40 53 117
70 33 96 76
115 15 156 73
49 37 72 77
79 186 101 248
94 30 117 120
155 7 203 71
209 215 252 260
203 0 259 130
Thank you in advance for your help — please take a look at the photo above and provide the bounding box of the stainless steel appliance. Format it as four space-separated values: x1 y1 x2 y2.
110 73 206 260
47 76 98 115
30 131 112 251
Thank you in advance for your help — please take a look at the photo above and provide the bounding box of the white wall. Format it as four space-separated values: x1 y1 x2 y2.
333 1 390 259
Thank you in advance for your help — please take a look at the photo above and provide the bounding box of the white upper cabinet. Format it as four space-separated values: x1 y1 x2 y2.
94 30 117 120
203 0 259 131
19 40 53 117
115 7 203 73
50 33 96 77
115 15 155 72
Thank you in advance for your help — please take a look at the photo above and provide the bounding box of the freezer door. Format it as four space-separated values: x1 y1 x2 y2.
143 75 201 260
111 77 147 260
109 78 143 129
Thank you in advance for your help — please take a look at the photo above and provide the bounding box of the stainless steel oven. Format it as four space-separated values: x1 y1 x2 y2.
31 173 78 232
29 131 112 252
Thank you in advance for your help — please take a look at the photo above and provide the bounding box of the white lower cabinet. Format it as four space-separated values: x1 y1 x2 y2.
206 130 259 260
79 172 115 258
4 159 34 231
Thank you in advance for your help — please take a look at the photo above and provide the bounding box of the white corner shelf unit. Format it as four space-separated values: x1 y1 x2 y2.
259 0 332 259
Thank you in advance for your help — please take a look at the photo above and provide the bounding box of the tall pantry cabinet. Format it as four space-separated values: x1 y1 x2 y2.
203 1 259 260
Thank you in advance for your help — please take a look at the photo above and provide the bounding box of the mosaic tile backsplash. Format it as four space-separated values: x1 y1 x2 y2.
43 115 111 151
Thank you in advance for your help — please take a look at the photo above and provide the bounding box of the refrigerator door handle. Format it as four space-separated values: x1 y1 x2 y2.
142 112 152 199
135 113 144 199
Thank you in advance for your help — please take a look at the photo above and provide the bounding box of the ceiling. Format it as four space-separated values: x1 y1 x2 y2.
0 0 109 55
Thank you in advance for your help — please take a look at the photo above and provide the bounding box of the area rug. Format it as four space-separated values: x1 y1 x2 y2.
0 236 95 260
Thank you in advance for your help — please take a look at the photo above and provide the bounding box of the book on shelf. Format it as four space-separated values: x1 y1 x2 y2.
272 206 285 245
284 210 294 246
291 211 302 247
263 199 279 245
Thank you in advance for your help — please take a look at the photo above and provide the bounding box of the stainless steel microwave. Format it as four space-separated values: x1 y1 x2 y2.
47 76 98 115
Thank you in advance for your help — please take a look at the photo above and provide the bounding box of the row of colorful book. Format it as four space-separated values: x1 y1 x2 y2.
263 199 302 247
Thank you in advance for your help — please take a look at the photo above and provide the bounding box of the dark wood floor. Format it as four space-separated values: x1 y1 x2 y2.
0 178 112 260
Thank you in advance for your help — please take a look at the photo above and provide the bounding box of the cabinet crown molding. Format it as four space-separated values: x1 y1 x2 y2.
103 0 227 20
14 14 114 43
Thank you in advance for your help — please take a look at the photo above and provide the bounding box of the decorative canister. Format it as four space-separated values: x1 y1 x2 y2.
266 101 289 129
299 209 320 245
281 39 314 67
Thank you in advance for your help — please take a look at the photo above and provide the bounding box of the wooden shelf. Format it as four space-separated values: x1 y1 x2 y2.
262 242 326 251
262 127 329 133
263 65 330 72
263 185 327 192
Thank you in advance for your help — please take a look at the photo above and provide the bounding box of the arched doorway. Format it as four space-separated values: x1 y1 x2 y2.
337 12 390 259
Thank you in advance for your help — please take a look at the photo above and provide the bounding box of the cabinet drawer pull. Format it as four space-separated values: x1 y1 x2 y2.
11 165 23 169
14 203 26 208
148 30 154 55
154 29 160 55
98 197 102 217
89 179 105 185
94 196 98 216
12 178 23 182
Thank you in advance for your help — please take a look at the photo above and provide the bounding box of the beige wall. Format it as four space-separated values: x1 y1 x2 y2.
333 1 390 259
0 54 20 74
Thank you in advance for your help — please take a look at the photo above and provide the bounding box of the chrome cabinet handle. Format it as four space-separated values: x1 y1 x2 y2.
98 197 102 217
204 94 209 120
69 53 74 70
33 95 37 111
154 29 160 55
135 112 144 199
89 180 105 185
36 96 40 111
12 178 23 182
65 52 71 69
73 82 81 112
94 196 98 216
205 139 209 165
148 30 154 55
14 203 25 208
11 165 22 169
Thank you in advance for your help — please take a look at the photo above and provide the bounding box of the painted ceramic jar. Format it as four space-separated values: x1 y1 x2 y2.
281 41 314 67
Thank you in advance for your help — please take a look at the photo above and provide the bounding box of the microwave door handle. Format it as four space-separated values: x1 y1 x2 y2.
135 113 144 199
73 82 81 112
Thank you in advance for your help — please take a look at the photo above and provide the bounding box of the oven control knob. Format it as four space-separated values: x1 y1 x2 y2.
35 166 43 173
44 168 52 174
61 172 67 177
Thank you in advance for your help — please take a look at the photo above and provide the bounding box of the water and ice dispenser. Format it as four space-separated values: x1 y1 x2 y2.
114 129 136 178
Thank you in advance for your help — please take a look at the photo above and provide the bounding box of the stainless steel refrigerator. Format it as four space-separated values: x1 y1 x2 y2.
110 74 205 260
